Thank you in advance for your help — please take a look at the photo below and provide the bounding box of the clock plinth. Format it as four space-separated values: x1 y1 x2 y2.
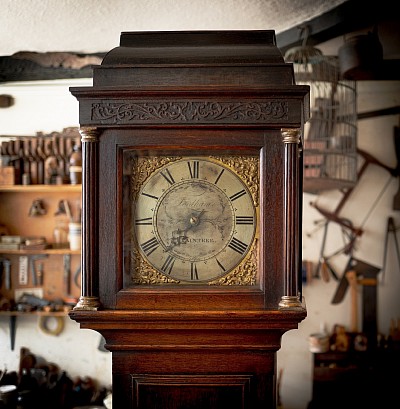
70 30 309 408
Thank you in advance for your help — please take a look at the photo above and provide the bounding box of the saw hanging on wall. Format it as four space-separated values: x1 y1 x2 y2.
309 141 400 280
331 257 380 351
392 126 400 209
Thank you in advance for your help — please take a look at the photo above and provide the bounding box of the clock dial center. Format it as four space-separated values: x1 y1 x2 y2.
155 180 235 262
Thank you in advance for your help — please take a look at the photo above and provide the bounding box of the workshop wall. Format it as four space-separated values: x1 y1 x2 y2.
278 77 400 408
1 66 400 409
0 79 112 389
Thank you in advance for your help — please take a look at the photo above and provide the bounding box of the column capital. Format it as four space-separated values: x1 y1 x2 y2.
281 128 301 144
79 126 100 142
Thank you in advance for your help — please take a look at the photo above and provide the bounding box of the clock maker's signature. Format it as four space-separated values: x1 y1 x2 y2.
177 198 214 209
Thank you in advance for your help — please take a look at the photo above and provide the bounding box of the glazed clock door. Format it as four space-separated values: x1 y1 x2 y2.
109 132 267 311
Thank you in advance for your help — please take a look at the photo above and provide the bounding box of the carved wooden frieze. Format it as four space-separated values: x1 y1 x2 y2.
90 100 288 124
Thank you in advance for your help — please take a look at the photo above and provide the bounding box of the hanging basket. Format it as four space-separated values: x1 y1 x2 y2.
285 45 358 194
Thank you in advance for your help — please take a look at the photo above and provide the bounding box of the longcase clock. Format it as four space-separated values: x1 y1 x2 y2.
69 30 309 409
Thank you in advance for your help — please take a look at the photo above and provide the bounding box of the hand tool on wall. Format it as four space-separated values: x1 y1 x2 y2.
63 254 71 295
321 258 339 281
310 206 357 281
44 138 60 185
314 220 329 279
18 255 28 285
63 136 74 183
63 199 73 222
35 134 46 185
310 146 399 283
28 199 46 217
382 216 400 284
391 126 400 209
332 257 380 350
11 138 24 184
331 257 357 304
18 293 51 309
28 254 48 286
22 138 33 185
73 262 81 288
37 262 44 286
346 270 358 332
52 132 65 181
359 262 380 350
2 258 12 290
310 201 363 239
54 199 67 216
9 315 16 351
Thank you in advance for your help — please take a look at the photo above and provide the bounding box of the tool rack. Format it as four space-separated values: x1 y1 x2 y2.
0 183 81 349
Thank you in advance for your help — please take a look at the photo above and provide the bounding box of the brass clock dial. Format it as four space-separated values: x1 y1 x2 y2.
133 157 257 283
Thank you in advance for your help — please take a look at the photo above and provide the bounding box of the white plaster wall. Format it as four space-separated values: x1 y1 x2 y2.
1 0 349 55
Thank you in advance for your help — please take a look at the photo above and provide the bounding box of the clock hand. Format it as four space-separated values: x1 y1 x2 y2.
165 210 206 251
188 209 205 227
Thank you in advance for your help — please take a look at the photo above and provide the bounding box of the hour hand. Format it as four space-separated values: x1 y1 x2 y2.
166 210 206 250
188 209 205 228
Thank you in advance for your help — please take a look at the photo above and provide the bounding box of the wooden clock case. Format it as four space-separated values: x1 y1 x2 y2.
69 30 309 409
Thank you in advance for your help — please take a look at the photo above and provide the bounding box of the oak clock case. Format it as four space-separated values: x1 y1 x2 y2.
124 152 259 287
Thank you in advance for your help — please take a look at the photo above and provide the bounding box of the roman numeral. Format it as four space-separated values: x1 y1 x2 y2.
160 169 175 185
190 262 198 280
135 217 152 225
140 237 159 256
141 192 159 200
236 216 254 225
228 237 248 255
188 161 199 178
229 189 246 202
215 258 226 272
161 255 175 274
214 169 225 185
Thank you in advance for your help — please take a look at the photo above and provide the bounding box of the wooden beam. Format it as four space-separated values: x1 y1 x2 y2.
0 52 105 83
276 0 395 54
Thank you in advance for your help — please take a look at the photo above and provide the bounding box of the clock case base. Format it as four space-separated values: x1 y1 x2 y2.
70 308 306 409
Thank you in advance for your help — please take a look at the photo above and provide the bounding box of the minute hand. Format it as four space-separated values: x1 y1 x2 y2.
165 210 206 251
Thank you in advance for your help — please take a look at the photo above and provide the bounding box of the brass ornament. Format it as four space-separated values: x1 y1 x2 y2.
208 238 258 285
212 155 259 207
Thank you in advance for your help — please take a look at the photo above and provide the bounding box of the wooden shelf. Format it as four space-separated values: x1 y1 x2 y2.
0 310 70 317
0 184 81 193
0 248 80 255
